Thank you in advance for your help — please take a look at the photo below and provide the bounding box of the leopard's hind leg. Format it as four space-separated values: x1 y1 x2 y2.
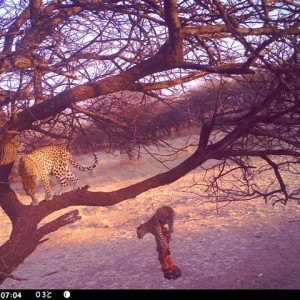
40 175 53 201
54 166 79 195
65 168 79 190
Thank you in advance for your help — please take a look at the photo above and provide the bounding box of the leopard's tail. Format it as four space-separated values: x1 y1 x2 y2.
69 152 98 171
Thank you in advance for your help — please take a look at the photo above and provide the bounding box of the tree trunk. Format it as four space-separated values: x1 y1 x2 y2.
0 171 81 284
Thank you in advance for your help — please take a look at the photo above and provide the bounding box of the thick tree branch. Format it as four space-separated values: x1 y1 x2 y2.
134 71 208 91
183 24 300 38
178 62 255 74
13 43 180 130
32 119 254 221
163 0 183 61
216 149 300 159
70 102 128 128
37 210 81 238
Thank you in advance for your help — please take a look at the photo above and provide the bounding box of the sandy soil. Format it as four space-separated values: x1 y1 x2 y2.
1 136 300 290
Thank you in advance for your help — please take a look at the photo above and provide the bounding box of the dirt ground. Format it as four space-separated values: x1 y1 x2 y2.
1 136 300 290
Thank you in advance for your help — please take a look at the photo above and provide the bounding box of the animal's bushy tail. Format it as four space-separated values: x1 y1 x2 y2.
69 152 98 171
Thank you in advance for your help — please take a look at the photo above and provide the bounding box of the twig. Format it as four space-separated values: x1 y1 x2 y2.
38 238 49 245
41 271 59 277
0 271 28 281
288 219 300 223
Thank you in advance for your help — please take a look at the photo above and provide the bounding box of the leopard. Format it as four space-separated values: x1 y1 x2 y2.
19 145 98 206
136 206 175 251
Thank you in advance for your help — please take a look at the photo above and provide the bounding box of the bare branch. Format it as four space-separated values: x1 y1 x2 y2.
0 271 28 282
37 209 81 238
